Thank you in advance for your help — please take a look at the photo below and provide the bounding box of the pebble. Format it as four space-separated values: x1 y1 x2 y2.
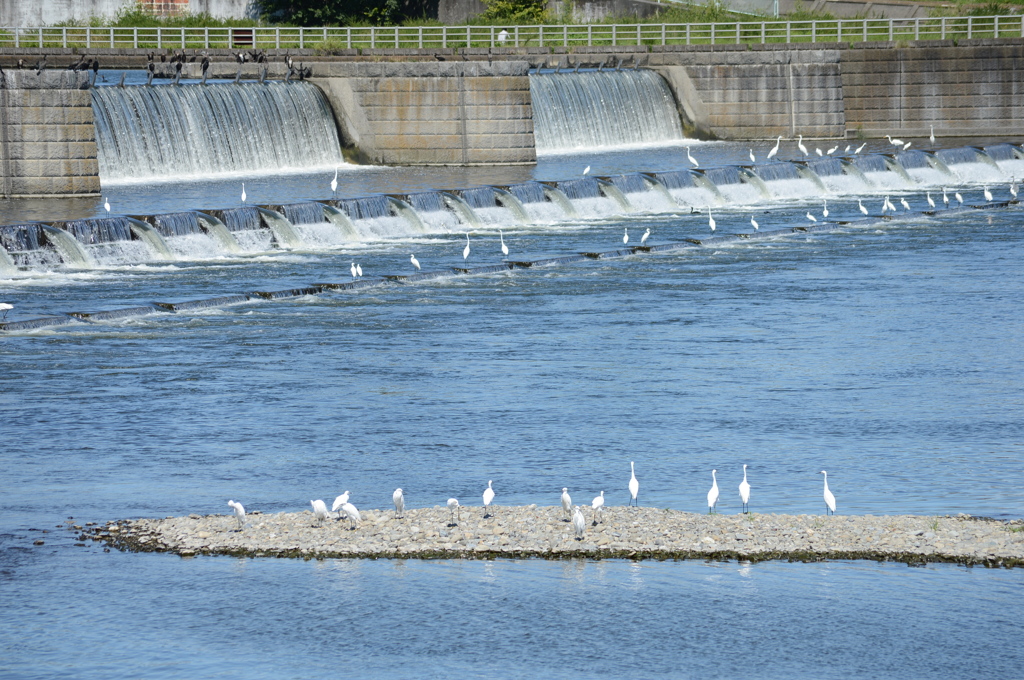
87 507 1024 567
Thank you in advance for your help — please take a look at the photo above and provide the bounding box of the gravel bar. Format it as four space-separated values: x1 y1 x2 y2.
83 506 1024 567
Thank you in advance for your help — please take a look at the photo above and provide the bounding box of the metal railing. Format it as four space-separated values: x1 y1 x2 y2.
1 16 1022 51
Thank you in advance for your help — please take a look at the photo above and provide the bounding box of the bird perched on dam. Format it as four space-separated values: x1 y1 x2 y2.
767 136 781 160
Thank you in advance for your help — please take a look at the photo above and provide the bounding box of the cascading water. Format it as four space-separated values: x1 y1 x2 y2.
91 82 345 181
56 217 156 265
985 143 1024 178
0 224 64 268
148 212 218 258
895 150 952 186
653 170 720 208
457 187 514 225
554 178 621 218
702 167 764 205
404 193 461 232
506 182 566 222
751 162 825 199
849 154 912 190
210 207 273 251
334 196 415 239
609 174 676 213
276 202 348 247
529 70 684 153
936 147 1003 182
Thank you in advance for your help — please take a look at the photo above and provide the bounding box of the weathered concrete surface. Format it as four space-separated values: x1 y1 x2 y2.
0 69 100 198
87 506 1024 567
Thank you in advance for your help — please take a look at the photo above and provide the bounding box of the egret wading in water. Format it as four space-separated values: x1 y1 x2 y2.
447 498 460 525
822 199 829 218
640 228 650 246
355 263 362 278
955 191 963 207
350 262 358 278
926 192 935 209
561 487 573 521
1010 177 1018 199
500 230 508 257
572 506 586 540
331 491 350 516
707 469 719 514
749 149 756 163
900 197 911 212
766 135 781 160
806 212 817 223
583 165 590 176
797 134 808 156
463 234 471 261
739 464 751 514
686 146 699 168
311 499 330 527
942 189 950 208
0 302 12 320
482 480 495 517
227 500 246 530
707 207 716 233
410 254 421 270
628 461 639 506
858 199 869 215
241 183 246 205
330 166 338 197
930 124 936 147
750 215 759 230
984 186 993 202
815 147 823 157
886 134 904 147
623 228 629 245
821 471 837 515
591 490 605 525
855 142 867 154
393 488 405 518
104 197 110 213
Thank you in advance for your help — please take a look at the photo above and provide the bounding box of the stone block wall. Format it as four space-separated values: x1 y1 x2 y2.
311 61 536 165
842 40 1024 138
0 70 100 198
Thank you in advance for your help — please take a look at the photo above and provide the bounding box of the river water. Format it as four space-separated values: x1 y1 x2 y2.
2 136 1023 677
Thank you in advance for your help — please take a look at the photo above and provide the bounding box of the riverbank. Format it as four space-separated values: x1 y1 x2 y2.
82 506 1024 567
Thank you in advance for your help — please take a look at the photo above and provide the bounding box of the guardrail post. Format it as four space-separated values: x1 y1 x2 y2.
994 16 999 38
710 23 715 45
85 27 89 49
662 24 666 45
968 16 972 39
610 25 615 46
587 25 592 46
786 22 791 43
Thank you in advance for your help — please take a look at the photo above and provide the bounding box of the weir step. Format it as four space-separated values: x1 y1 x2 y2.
384 270 454 282
66 306 159 322
153 295 252 312
250 286 325 300
314 279 386 291
0 316 77 332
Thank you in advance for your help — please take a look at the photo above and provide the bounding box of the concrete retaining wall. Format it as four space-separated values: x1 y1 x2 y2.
0 0 253 25
0 70 100 198
311 61 536 165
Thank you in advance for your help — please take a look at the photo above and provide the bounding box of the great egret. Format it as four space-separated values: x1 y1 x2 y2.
750 215 759 230
227 500 246 530
330 166 338 196
766 136 781 160
707 469 719 514
955 191 963 206
886 134 904 147
902 141 912 150
640 228 650 245
827 145 838 155
707 206 716 232
806 212 817 223
410 254 421 270
820 471 836 515
339 502 360 529
331 492 350 514
815 147 823 156
739 465 751 514
561 487 573 521
500 230 508 257
355 263 362 277
241 182 246 204
0 302 12 320
311 499 330 526
447 498 460 525
858 199 868 215
797 134 808 156
623 228 629 245
983 186 993 202
822 199 829 218
900 197 911 211
351 263 358 277
855 142 867 154
1011 177 1018 199
104 197 110 213
583 165 590 176
572 506 585 540
482 480 495 517
942 189 949 208
886 196 896 212
686 146 699 168
926 192 935 209
844 144 851 153
929 125 935 146
393 488 405 518
628 461 639 506
463 233 471 260
591 490 605 525
749 149 756 163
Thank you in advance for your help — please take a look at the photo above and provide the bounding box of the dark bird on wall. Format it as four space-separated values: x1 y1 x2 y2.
172 61 182 85
160 52 166 62
35 55 47 74
146 63 155 86
284 51 293 70
91 58 99 85
201 56 210 85
17 59 25 69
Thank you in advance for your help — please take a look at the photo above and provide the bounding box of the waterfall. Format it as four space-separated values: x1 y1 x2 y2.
0 224 64 268
456 187 511 225
529 70 684 153
610 174 676 212
333 196 418 238
654 170 719 208
91 82 344 181
209 207 273 251
702 166 764 205
404 192 460 232
504 182 566 222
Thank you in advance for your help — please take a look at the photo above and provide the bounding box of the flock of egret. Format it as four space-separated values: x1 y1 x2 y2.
225 463 840 539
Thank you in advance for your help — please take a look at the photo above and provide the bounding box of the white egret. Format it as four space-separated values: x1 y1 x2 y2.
591 490 605 525
886 134 904 147
339 502 360 529
410 254 421 270
463 233 471 260
707 206 716 232
227 500 246 530
311 499 330 526
827 145 838 155
806 212 817 223
903 141 912 150
926 192 935 209
766 135 781 160
0 302 12 320
355 263 362 277
686 146 699 168
500 230 508 257
955 191 963 206
820 471 836 515
855 142 867 154
330 166 338 196
447 498 460 525
707 469 719 514
623 228 629 245
482 480 495 517
983 186 993 202
331 491 350 514
749 148 756 163
350 262 357 278
942 189 949 208
822 199 829 218
583 165 590 176
858 199 868 215
797 134 808 156
104 197 110 213
561 487 573 521
900 197 911 211
628 461 639 507
739 464 751 514
815 147 823 156
241 182 246 204
929 125 935 146
1011 177 1018 199
750 215 759 230
393 488 405 518
572 505 586 540
640 228 650 245
887 196 896 212
844 144 851 153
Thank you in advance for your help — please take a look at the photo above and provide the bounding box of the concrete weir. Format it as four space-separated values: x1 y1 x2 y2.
84 506 1024 567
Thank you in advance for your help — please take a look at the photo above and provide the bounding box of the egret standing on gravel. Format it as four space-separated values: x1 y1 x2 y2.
332 491 350 515
591 491 605 525
561 487 573 521
707 469 719 514
739 465 751 514
311 499 330 527
339 502 361 529
227 500 246 530
393 488 405 518
821 471 836 515
766 136 781 160
447 498 460 525
707 207 716 232
628 461 639 506
410 254 421 270
482 480 495 517
572 506 586 540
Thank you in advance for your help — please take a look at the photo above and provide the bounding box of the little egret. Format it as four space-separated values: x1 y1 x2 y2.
749 149 756 163
311 499 330 526
855 142 867 154
583 165 590 176
355 263 363 277
447 498 460 525
845 144 852 153
331 491 350 514
822 199 829 218
955 191 963 207
623 228 629 245
827 145 838 155
766 136 781 160
591 491 605 525
900 197 911 211
903 141 912 150
797 134 808 156
482 480 495 517
330 166 338 196
707 469 719 514
241 182 246 204
463 233 471 260
410 254 421 270
686 146 699 168
739 464 751 514
820 471 836 515
886 134 904 147
930 125 935 146
806 212 817 223
572 506 585 540
628 461 639 507
500 230 509 257
858 199 868 215
815 147 823 157
227 500 246 530
942 189 949 208
393 488 405 518
707 206 716 232
0 302 12 320
104 197 110 213
750 215 759 230
640 228 650 245
926 192 935 209
339 502 360 529
561 487 573 521
983 186 993 202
